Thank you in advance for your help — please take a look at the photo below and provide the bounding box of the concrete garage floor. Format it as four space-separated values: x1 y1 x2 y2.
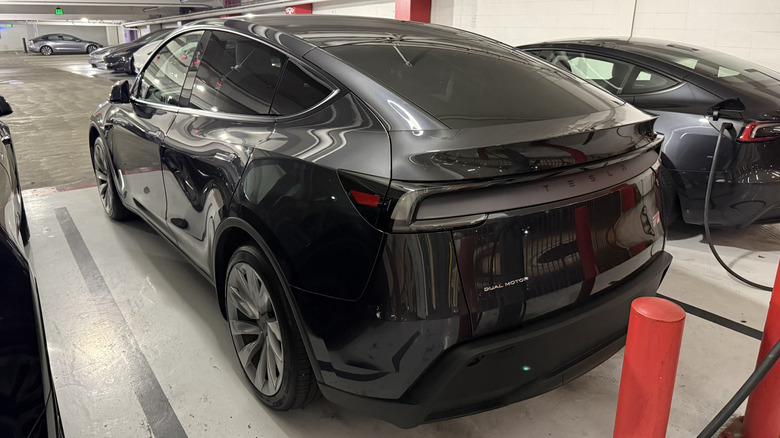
3 51 779 437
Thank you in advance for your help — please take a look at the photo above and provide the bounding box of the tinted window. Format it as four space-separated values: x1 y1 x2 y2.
529 50 676 96
60 35 77 41
326 44 618 129
272 62 331 115
631 44 780 85
137 31 203 106
623 70 677 94
189 31 284 115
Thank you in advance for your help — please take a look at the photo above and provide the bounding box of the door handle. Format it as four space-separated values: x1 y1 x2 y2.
214 152 237 162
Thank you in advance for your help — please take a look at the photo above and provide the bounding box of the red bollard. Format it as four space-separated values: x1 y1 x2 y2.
614 297 686 438
743 261 780 437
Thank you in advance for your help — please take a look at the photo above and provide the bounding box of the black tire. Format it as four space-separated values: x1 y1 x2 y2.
91 137 131 220
40 46 52 56
658 166 680 228
86 44 97 54
225 244 319 410
19 202 30 245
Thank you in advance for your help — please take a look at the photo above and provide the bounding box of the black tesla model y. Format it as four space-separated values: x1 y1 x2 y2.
89 16 672 427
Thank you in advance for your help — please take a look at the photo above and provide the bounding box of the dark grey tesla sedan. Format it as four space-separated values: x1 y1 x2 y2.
520 38 780 228
89 16 671 427
28 33 102 55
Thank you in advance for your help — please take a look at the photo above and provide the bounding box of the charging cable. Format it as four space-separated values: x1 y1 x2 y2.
703 122 773 291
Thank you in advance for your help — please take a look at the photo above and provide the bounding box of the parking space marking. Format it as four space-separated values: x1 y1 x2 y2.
55 207 189 438
658 294 764 341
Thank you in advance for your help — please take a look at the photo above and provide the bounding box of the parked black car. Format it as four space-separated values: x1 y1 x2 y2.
0 96 63 437
89 29 171 74
89 17 671 427
519 38 780 228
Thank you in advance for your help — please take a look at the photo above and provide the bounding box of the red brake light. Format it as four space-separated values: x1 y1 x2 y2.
349 190 381 207
739 122 780 142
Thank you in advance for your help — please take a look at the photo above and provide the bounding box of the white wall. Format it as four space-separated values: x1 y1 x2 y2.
631 0 780 72
0 25 33 51
308 0 780 72
432 0 635 45
313 0 395 18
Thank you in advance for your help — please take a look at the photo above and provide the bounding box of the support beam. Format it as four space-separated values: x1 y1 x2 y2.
395 0 430 23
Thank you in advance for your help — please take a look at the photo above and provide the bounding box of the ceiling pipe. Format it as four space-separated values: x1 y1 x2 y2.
122 0 329 27
0 1 214 8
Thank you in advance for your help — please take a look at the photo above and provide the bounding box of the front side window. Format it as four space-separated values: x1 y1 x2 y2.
189 31 285 115
137 31 203 106
529 50 677 96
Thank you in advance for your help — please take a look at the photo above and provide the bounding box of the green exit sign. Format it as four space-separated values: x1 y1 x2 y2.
55 7 63 15
5 24 12 28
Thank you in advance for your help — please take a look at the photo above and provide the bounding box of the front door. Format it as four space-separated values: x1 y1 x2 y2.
106 30 204 237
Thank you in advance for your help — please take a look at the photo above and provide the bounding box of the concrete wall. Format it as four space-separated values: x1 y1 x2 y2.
308 0 780 72
0 25 32 51
313 0 395 18
631 0 780 71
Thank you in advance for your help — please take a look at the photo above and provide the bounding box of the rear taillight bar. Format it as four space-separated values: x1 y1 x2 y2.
739 121 780 142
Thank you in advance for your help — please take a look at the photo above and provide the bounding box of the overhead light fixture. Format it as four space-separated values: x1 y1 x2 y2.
80 17 88 22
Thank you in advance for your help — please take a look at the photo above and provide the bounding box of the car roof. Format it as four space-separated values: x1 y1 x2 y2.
199 15 512 52
519 37 727 67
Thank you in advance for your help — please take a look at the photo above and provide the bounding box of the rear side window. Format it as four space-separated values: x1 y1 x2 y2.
189 31 285 115
326 44 618 129
137 31 203 106
272 62 331 115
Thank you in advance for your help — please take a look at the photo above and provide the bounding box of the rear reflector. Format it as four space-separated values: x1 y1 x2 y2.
739 121 780 142
349 190 381 207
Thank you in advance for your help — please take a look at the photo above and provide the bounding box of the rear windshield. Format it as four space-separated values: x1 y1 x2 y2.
325 44 621 129
636 45 780 85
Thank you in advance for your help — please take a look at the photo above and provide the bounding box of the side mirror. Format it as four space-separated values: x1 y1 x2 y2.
0 96 12 117
109 80 131 104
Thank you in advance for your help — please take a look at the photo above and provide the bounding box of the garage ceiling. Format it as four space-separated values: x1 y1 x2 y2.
0 0 224 24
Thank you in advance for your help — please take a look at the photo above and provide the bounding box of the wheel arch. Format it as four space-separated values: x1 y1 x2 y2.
212 216 323 381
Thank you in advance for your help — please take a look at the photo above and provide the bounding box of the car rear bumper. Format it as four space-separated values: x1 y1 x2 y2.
677 170 780 227
318 250 672 428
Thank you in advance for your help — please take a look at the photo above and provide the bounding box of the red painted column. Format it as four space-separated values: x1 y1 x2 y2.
285 4 312 14
743 261 780 437
614 297 686 438
395 0 431 23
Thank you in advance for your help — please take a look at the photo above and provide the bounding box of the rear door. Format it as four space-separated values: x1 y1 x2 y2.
57 34 81 52
162 30 283 275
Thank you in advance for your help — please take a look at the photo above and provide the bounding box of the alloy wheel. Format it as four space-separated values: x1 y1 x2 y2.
87 45 97 54
92 142 112 215
226 261 284 396
41 46 52 56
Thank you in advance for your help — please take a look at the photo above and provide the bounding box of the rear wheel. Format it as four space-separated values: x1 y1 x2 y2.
225 244 318 410
91 137 130 220
86 44 97 54
40 46 52 56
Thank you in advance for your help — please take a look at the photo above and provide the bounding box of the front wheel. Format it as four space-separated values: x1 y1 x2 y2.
40 46 52 56
225 244 319 410
86 44 97 54
91 137 130 220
